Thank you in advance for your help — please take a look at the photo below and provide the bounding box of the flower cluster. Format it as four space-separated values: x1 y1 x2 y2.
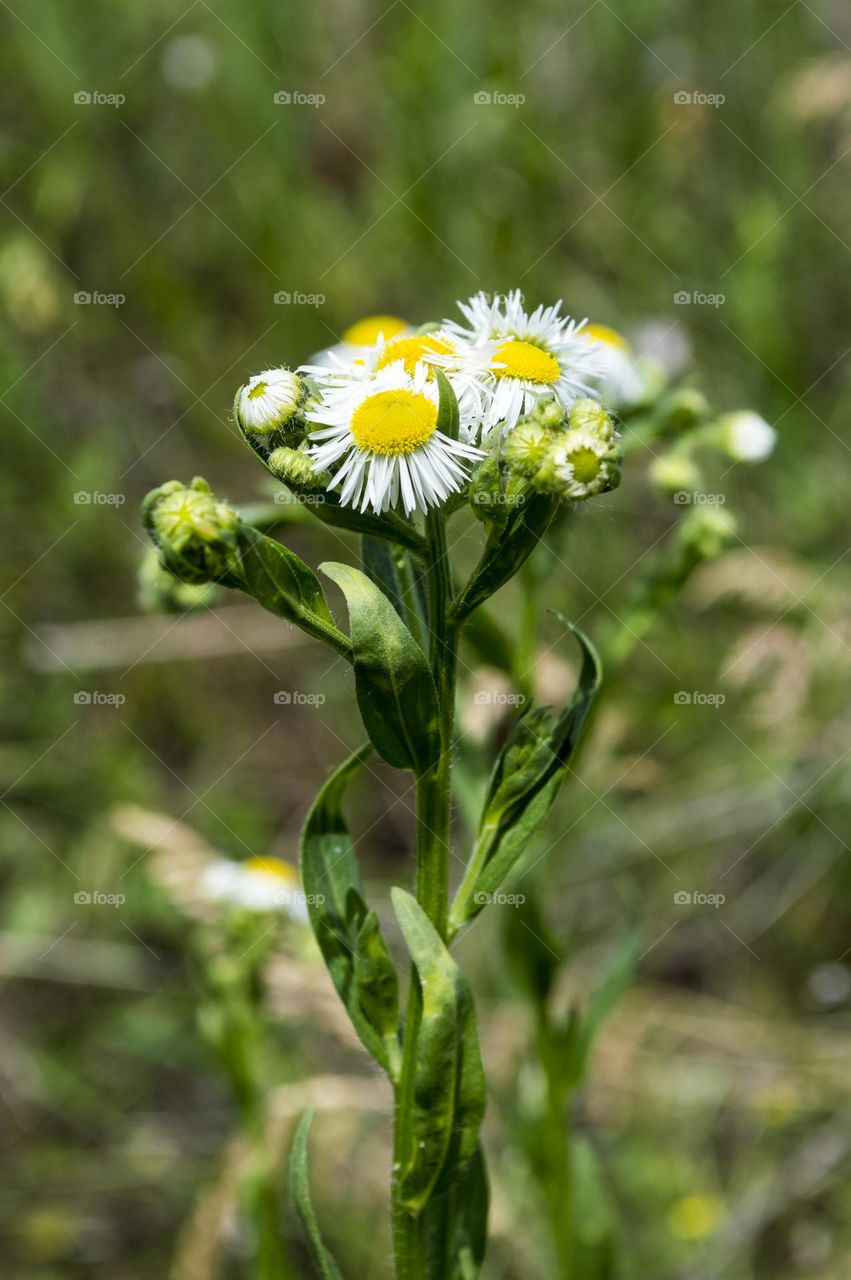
233 292 614 518
504 395 623 501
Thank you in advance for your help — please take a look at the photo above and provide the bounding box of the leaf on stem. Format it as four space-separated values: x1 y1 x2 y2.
392 889 486 1214
229 524 350 656
289 1109 345 1280
450 620 602 933
434 367 460 441
452 493 558 623
321 562 440 775
301 746 400 1078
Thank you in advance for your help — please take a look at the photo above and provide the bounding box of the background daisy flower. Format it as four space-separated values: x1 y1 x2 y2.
307 361 483 516
446 289 601 437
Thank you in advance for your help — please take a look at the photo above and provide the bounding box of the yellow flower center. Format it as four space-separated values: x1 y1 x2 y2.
584 323 631 352
568 447 602 483
247 380 267 400
343 314 408 346
351 389 438 456
243 856 299 884
375 333 454 375
492 339 560 385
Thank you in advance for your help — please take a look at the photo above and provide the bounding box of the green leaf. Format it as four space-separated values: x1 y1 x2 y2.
392 890 486 1214
446 1145 490 1280
562 929 638 1086
288 1109 344 1280
434 367 460 441
450 621 601 933
321 562 440 775
301 746 400 1077
228 524 351 657
361 535 429 652
452 493 558 623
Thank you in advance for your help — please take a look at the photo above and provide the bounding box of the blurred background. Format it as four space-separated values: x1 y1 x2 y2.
1 1 850 1276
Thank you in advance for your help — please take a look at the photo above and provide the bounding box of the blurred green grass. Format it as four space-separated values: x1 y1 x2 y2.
2 1 851 1276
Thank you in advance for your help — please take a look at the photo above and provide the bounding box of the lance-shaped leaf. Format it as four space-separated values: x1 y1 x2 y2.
392 890 486 1214
289 1109 345 1280
321 562 440 775
450 620 601 933
445 1144 490 1280
226 523 352 658
451 492 558 623
361 534 429 653
301 746 400 1078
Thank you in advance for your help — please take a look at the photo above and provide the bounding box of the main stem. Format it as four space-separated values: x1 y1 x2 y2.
392 511 457 1279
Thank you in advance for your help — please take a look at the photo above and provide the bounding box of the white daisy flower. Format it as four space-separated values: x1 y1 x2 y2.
307 313 411 369
445 290 600 438
717 411 777 463
237 368 303 434
201 855 309 922
307 361 484 517
582 324 651 409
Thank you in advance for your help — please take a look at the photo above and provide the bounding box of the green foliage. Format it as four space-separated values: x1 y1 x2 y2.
300 746 400 1078
451 621 602 932
289 1110 345 1280
321 562 441 775
392 890 486 1215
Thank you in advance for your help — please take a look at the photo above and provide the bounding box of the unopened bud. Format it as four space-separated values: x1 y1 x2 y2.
142 477 240 583
679 506 737 560
267 445 326 490
235 368 303 436
568 396 615 440
503 420 552 477
533 430 622 501
649 452 703 496
715 411 776 463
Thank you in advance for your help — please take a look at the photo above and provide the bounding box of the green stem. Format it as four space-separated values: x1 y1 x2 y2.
392 510 457 1279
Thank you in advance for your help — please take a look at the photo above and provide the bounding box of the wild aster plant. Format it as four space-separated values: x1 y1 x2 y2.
141 291 774 1279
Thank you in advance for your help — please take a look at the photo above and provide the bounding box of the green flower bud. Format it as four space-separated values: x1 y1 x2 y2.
267 445 327 491
531 394 567 429
568 396 615 440
142 477 240 584
234 368 304 436
649 451 703 497
137 546 220 613
658 387 711 432
533 430 622 501
503 421 552 477
679 506 737 560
